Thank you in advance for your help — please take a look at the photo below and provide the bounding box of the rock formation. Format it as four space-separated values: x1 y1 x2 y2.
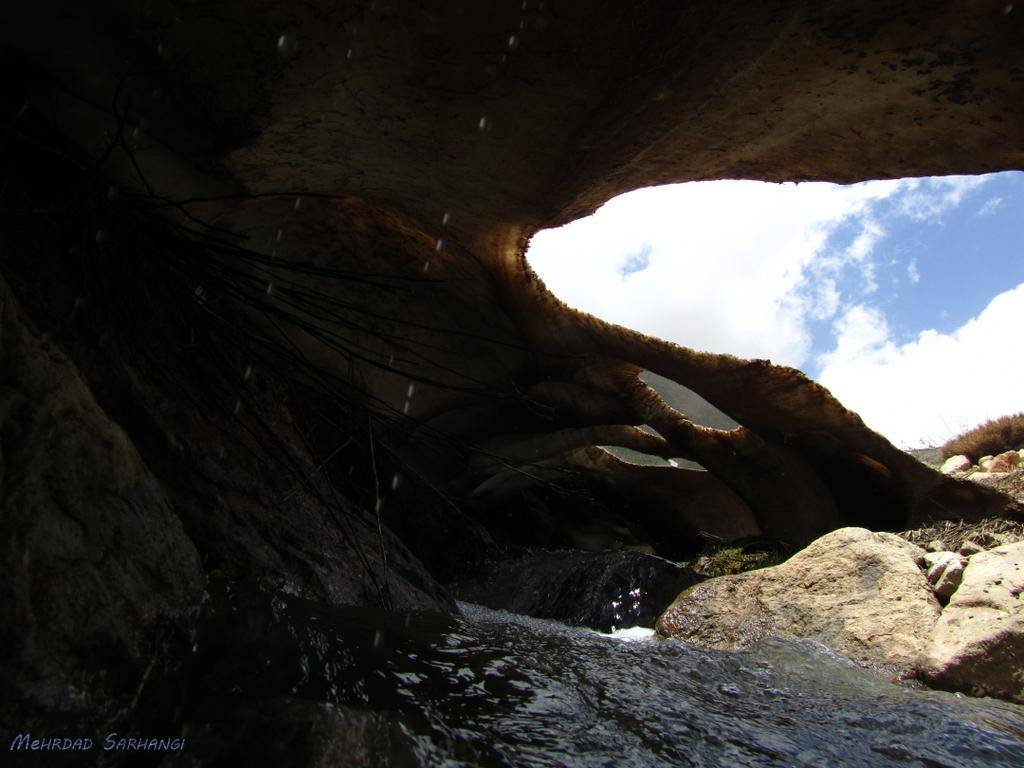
656 529 1024 703
924 541 1024 702
655 528 942 676
2 0 1024 732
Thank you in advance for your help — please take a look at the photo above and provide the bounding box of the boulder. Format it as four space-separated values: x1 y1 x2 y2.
655 528 939 675
979 456 995 471
923 552 966 600
960 540 985 557
968 471 1013 483
940 455 972 474
989 450 1022 473
0 281 205 715
923 542 1024 703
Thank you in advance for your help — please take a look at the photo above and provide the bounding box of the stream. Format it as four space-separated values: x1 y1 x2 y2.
174 583 1024 767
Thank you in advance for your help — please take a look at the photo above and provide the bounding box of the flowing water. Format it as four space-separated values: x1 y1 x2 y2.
184 584 1024 767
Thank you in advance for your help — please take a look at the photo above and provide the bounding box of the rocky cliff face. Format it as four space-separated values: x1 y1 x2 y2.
2 0 1023 738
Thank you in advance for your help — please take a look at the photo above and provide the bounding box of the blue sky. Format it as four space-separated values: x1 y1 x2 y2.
526 172 1024 447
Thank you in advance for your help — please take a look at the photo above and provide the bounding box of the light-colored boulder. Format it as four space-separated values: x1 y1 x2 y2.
940 454 972 474
923 550 959 575
923 552 966 599
655 528 939 675
959 540 985 557
968 470 1012 482
979 455 994 470
923 542 1024 703
926 539 948 553
988 450 1021 473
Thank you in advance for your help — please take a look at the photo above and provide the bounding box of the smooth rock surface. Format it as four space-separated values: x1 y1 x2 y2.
655 528 939 675
940 455 972 474
924 542 1024 703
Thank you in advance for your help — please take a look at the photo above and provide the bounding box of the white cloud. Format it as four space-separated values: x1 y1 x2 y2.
526 174 1008 445
896 175 988 221
527 179 903 368
978 196 1004 216
907 258 920 284
817 283 1024 447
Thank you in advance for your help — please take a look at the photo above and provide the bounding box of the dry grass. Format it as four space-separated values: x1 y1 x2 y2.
900 516 1024 552
940 413 1024 461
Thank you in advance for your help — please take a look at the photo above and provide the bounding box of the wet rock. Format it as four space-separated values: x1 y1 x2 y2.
452 549 702 631
940 455 972 474
655 528 939 676
0 279 204 715
924 542 1024 703
161 698 415 768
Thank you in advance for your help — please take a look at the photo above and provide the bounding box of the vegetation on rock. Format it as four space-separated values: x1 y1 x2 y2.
941 413 1024 462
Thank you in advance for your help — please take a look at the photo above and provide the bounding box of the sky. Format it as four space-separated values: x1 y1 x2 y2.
525 172 1024 448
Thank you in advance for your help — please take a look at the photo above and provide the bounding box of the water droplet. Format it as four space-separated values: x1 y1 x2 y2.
218 447 225 460
435 238 444 251
156 42 166 57
388 354 395 366
294 196 302 210
403 400 410 414
391 474 400 491
407 384 416 398
502 54 508 64
243 365 252 381
266 282 274 295
1005 4 1014 13
478 116 488 131
521 0 527 8
233 400 241 415
423 261 430 272
442 211 451 226
276 33 298 56
346 48 353 60
373 630 383 648
507 35 518 49
519 20 525 29
276 229 283 241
